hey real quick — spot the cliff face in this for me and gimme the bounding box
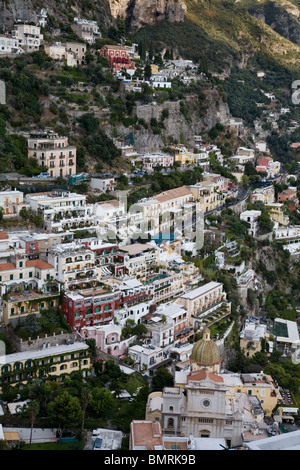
[0,0,112,32]
[248,1,300,46]
[109,0,186,30]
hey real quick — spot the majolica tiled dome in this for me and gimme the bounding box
[191,327,221,366]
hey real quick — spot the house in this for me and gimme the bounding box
[0,35,22,54]
[81,323,133,357]
[71,18,101,44]
[117,243,160,281]
[2,288,60,326]
[26,129,76,178]
[44,42,77,67]
[255,157,281,178]
[239,319,267,358]
[265,203,289,227]
[240,210,261,236]
[277,187,299,212]
[100,45,135,74]
[189,182,224,213]
[128,344,165,371]
[130,421,163,450]
[136,153,174,172]
[0,189,28,218]
[250,185,275,204]
[90,176,116,193]
[11,23,43,52]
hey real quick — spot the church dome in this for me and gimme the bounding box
[190,327,221,366]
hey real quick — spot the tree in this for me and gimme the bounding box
[151,367,174,391]
[144,63,152,81]
[80,387,92,431]
[21,400,40,444]
[47,391,83,439]
[90,387,117,419]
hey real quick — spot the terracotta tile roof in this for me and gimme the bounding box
[0,262,16,271]
[0,232,8,239]
[187,369,223,383]
[130,420,162,449]
[26,260,54,269]
[155,186,192,203]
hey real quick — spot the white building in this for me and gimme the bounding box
[11,24,43,52]
[25,191,94,233]
[90,177,116,193]
[0,189,28,218]
[71,18,101,44]
[128,344,165,371]
[240,210,261,237]
[0,35,22,54]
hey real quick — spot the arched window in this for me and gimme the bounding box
[169,406,174,411]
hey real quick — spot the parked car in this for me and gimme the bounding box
[34,172,51,178]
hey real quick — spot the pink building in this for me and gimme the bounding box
[81,323,133,357]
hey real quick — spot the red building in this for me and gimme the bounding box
[61,287,121,332]
[277,188,299,212]
[100,45,135,73]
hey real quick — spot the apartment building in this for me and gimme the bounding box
[256,157,281,178]
[71,18,101,44]
[62,287,121,331]
[90,177,116,193]
[11,24,43,52]
[176,281,228,328]
[117,243,160,281]
[0,254,56,296]
[145,315,175,349]
[48,244,100,291]
[0,342,90,389]
[25,191,93,233]
[26,130,76,178]
[0,189,28,218]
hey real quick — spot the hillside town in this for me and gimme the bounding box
[0,10,300,454]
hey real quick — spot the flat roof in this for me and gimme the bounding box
[180,281,222,299]
[0,342,89,365]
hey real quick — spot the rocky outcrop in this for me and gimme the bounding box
[0,0,112,32]
[109,0,186,31]
[249,1,300,46]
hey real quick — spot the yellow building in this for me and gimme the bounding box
[0,342,91,389]
[189,182,224,213]
[2,290,60,326]
[265,203,289,226]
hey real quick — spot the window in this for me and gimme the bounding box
[29,272,33,278]
[167,418,174,428]
[10,274,13,280]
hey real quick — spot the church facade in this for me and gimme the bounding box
[158,328,243,447]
